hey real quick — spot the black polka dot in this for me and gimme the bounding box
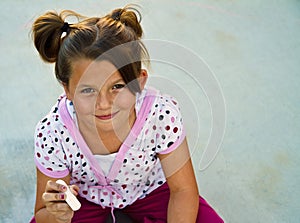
[159,115,164,120]
[53,107,58,113]
[167,141,174,147]
[145,180,150,186]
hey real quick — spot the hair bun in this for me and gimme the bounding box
[32,11,66,63]
[111,6,143,38]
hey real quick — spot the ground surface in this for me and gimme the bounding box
[0,0,299,222]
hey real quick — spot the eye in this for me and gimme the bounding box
[112,84,126,90]
[80,88,96,94]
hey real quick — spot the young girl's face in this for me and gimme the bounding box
[65,59,147,134]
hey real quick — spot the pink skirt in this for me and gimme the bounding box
[30,183,223,223]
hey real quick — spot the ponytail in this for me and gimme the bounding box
[32,10,93,63]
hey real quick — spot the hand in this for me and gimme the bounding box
[42,180,79,223]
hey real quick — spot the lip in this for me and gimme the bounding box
[95,111,119,120]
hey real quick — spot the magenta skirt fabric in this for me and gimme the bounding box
[30,183,223,223]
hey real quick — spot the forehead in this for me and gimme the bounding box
[70,59,122,86]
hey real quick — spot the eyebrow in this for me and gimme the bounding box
[111,78,125,83]
[77,84,97,89]
[77,78,125,88]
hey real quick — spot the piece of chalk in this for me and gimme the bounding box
[56,180,81,211]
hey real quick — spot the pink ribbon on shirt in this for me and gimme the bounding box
[89,184,122,223]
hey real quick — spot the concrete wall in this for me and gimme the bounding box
[0,0,299,222]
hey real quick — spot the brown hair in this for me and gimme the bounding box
[32,5,149,93]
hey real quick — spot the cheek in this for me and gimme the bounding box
[73,97,96,115]
[113,91,136,110]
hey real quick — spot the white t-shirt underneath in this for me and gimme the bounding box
[94,153,117,176]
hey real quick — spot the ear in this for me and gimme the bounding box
[63,83,72,101]
[138,69,148,91]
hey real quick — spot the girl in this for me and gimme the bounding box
[30,5,223,223]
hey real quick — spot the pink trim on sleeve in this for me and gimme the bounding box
[34,156,69,178]
[158,129,186,155]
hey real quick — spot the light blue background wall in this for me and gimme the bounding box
[0,0,299,222]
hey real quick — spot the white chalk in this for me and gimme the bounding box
[56,180,81,211]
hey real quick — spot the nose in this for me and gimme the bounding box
[95,91,111,110]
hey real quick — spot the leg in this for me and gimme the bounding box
[71,196,111,223]
[123,183,223,223]
[30,196,120,223]
[123,183,170,222]
[197,196,224,223]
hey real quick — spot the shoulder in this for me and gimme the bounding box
[140,88,185,154]
[33,95,74,177]
[34,94,67,141]
[150,89,182,121]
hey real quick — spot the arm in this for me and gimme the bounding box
[34,168,78,223]
[158,138,199,223]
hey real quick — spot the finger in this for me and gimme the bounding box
[42,192,66,203]
[69,185,79,196]
[46,180,67,192]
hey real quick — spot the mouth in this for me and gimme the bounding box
[95,111,119,120]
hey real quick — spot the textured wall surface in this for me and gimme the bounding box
[0,0,299,222]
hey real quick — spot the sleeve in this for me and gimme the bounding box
[153,96,186,154]
[34,117,70,178]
